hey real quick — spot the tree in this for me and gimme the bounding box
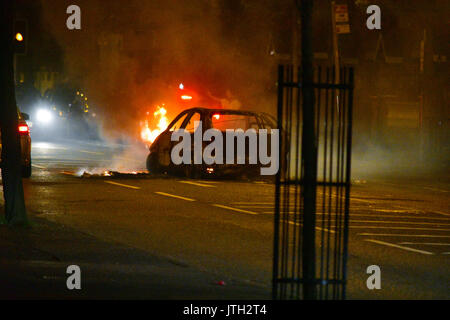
[0,0,28,226]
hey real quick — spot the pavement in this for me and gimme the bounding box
[0,209,269,299]
[0,138,449,299]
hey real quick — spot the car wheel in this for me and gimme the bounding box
[146,152,161,174]
[22,163,32,178]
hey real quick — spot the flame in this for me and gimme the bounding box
[141,106,169,144]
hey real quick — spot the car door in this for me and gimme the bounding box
[156,111,190,167]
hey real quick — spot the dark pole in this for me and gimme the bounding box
[0,0,28,225]
[299,0,317,300]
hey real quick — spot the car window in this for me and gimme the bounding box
[261,114,276,130]
[169,112,189,131]
[211,114,259,131]
[185,112,201,133]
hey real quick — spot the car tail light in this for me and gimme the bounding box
[18,124,29,134]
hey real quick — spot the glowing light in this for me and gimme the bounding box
[36,109,53,124]
[18,125,29,133]
[15,33,23,42]
[179,83,184,90]
[213,114,220,120]
[141,106,169,144]
[181,95,192,100]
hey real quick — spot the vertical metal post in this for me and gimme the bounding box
[272,65,284,299]
[341,69,354,299]
[300,0,317,300]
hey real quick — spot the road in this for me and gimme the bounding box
[4,139,450,299]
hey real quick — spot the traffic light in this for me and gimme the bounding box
[14,19,27,55]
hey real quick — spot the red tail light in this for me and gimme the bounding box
[18,124,29,134]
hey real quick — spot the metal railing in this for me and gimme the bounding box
[273,65,354,300]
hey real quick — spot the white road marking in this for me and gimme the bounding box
[348,220,450,226]
[213,204,258,215]
[350,225,450,231]
[155,191,195,202]
[236,205,275,209]
[432,210,450,217]
[285,220,335,234]
[364,239,434,255]
[32,164,46,169]
[232,202,273,205]
[423,186,449,193]
[179,180,216,188]
[395,205,450,217]
[104,181,141,190]
[373,209,424,214]
[399,242,450,246]
[260,211,450,221]
[358,233,450,238]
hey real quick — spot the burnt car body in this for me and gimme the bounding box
[146,107,278,179]
[0,108,32,178]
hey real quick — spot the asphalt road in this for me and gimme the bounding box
[6,138,450,299]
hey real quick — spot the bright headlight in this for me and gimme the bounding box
[36,109,53,124]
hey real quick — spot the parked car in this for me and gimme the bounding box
[146,107,277,179]
[0,108,32,178]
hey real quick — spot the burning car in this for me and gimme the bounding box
[146,107,278,179]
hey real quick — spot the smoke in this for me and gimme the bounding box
[40,0,287,141]
[39,1,449,177]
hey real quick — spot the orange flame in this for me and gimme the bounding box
[141,106,169,144]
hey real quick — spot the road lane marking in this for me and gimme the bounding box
[260,212,450,221]
[179,180,216,188]
[364,239,434,255]
[432,210,450,217]
[32,164,46,169]
[350,226,450,231]
[155,191,195,202]
[442,252,450,255]
[399,242,450,246]
[104,181,141,190]
[373,209,424,214]
[358,233,450,238]
[423,186,449,193]
[232,202,273,205]
[79,150,104,155]
[349,220,450,226]
[285,220,335,234]
[394,205,450,217]
[236,205,275,209]
[213,204,258,215]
